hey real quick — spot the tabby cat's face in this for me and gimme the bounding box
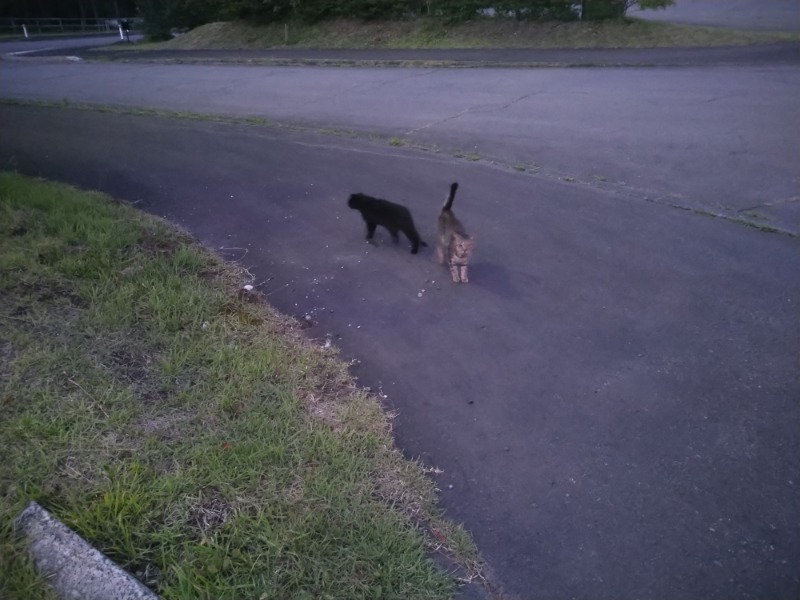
[453,234,474,259]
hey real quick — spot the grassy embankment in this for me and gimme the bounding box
[0,172,478,600]
[144,17,799,50]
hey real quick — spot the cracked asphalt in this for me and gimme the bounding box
[1,13,799,599]
[3,43,799,232]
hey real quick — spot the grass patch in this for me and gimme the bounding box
[453,149,482,161]
[0,173,480,599]
[127,18,800,51]
[728,217,781,234]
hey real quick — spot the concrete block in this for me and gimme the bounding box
[14,501,159,600]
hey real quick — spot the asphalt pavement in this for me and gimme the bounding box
[10,37,800,68]
[632,0,800,32]
[2,51,798,236]
[1,20,799,600]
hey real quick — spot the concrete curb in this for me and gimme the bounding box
[14,501,159,600]
[2,51,83,62]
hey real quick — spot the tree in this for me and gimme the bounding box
[581,0,675,20]
[129,0,677,36]
[136,0,222,39]
[494,1,578,21]
[0,0,137,18]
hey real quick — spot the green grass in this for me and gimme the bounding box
[0,172,481,599]
[124,18,800,51]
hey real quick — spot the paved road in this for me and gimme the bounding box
[0,34,141,56]
[2,101,797,600]
[2,57,798,234]
[20,42,800,67]
[632,0,800,32]
[1,36,799,600]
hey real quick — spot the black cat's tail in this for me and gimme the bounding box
[442,182,459,212]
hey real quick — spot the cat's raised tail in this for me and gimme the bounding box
[442,182,459,212]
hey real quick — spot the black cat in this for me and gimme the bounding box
[347,192,427,254]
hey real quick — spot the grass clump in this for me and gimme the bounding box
[0,172,477,599]
[147,18,800,50]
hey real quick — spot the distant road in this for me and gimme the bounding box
[632,0,800,32]
[0,34,141,56]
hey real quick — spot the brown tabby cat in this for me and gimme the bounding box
[436,182,475,283]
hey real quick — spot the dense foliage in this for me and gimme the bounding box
[0,0,137,19]
[175,0,674,24]
[0,0,674,40]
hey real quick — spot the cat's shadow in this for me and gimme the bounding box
[364,235,421,255]
[463,261,537,299]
